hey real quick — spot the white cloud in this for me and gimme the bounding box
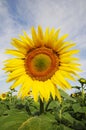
[79,59,86,78]
[16,1,86,29]
[0,51,9,68]
[16,0,86,47]
[0,0,86,92]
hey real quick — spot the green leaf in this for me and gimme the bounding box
[59,90,76,102]
[0,109,29,130]
[62,112,86,129]
[46,100,60,110]
[73,120,86,130]
[78,106,86,113]
[72,86,81,89]
[57,124,74,130]
[62,112,75,124]
[61,103,71,112]
[72,103,81,113]
[19,114,56,130]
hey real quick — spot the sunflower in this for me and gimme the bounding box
[0,93,7,100]
[3,26,81,102]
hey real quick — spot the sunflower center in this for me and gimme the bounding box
[32,54,51,71]
[2,94,6,98]
[25,47,59,81]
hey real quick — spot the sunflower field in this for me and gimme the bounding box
[1,26,86,130]
[0,78,86,130]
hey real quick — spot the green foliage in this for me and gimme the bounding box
[0,78,86,130]
[19,114,56,130]
[0,110,29,130]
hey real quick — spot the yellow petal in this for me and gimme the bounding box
[12,38,29,48]
[60,64,82,72]
[23,31,34,46]
[38,26,43,39]
[60,70,76,81]
[11,75,26,89]
[53,34,69,50]
[54,86,61,102]
[54,29,60,40]
[31,27,37,43]
[4,59,24,69]
[45,80,55,99]
[7,68,26,82]
[59,66,80,78]
[58,34,69,43]
[69,66,82,72]
[39,82,49,101]
[46,28,55,47]
[60,57,79,63]
[11,40,28,54]
[55,71,71,89]
[44,81,51,101]
[5,49,25,58]
[19,34,33,48]
[51,75,66,90]
[18,76,33,98]
[31,81,40,102]
[49,28,55,37]
[59,50,80,58]
[4,58,24,64]
[58,43,76,54]
[32,81,48,102]
[61,63,81,67]
[44,27,49,44]
[3,66,24,73]
[36,81,49,101]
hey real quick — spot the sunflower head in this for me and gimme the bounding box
[78,78,86,84]
[3,26,81,102]
[0,93,7,100]
[25,47,59,81]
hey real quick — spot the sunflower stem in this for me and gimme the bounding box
[40,99,44,114]
[45,99,51,111]
[81,83,85,105]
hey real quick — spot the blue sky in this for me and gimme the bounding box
[0,0,86,93]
